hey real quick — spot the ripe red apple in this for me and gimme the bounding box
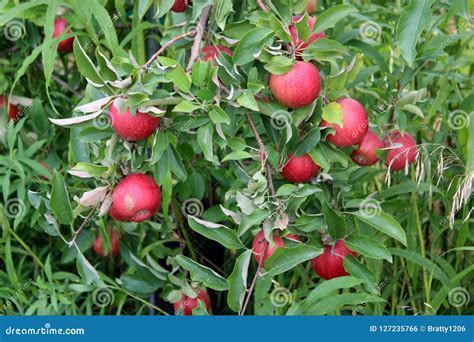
[174,288,211,315]
[305,0,318,13]
[93,229,120,257]
[311,240,358,280]
[269,61,321,108]
[53,18,74,53]
[320,98,369,147]
[384,131,418,171]
[109,102,161,141]
[171,0,192,12]
[289,15,326,55]
[0,95,20,121]
[109,173,161,222]
[282,153,320,182]
[202,45,233,62]
[252,229,300,264]
[351,130,383,166]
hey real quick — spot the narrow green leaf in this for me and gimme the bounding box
[227,250,252,312]
[50,172,73,225]
[176,255,228,291]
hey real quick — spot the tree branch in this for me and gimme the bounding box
[68,208,96,247]
[239,239,268,315]
[185,6,212,71]
[141,30,196,73]
[257,0,269,12]
[246,112,267,172]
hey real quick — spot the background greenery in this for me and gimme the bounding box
[0,0,472,315]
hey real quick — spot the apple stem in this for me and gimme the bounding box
[185,6,212,72]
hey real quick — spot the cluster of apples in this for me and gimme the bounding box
[267,16,418,183]
[252,229,357,280]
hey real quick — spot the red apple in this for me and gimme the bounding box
[109,102,161,141]
[252,229,300,264]
[269,61,321,108]
[171,0,192,12]
[174,288,211,315]
[202,45,233,62]
[320,98,369,147]
[0,95,20,121]
[282,153,320,182]
[109,173,161,222]
[289,15,326,55]
[305,0,318,13]
[93,229,120,257]
[384,131,418,171]
[311,240,358,280]
[351,130,383,166]
[53,18,74,53]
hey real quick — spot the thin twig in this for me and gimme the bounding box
[239,113,278,315]
[239,240,268,315]
[141,30,196,73]
[68,208,96,247]
[257,0,269,12]
[185,6,212,71]
[246,113,267,172]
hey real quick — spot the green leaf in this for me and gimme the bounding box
[176,255,228,291]
[227,250,252,312]
[215,0,233,30]
[222,150,254,162]
[303,293,385,315]
[353,210,407,246]
[321,202,346,240]
[76,251,104,286]
[209,105,230,125]
[237,90,259,111]
[264,56,295,75]
[197,123,214,162]
[50,172,73,225]
[396,0,434,66]
[265,244,323,276]
[173,101,200,113]
[188,216,245,249]
[233,27,273,65]
[345,235,393,262]
[41,0,58,85]
[159,57,191,93]
[313,4,358,33]
[295,276,367,314]
[73,39,103,85]
[322,102,344,127]
[138,0,154,20]
[291,128,321,157]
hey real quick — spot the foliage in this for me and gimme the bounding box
[0,0,473,316]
